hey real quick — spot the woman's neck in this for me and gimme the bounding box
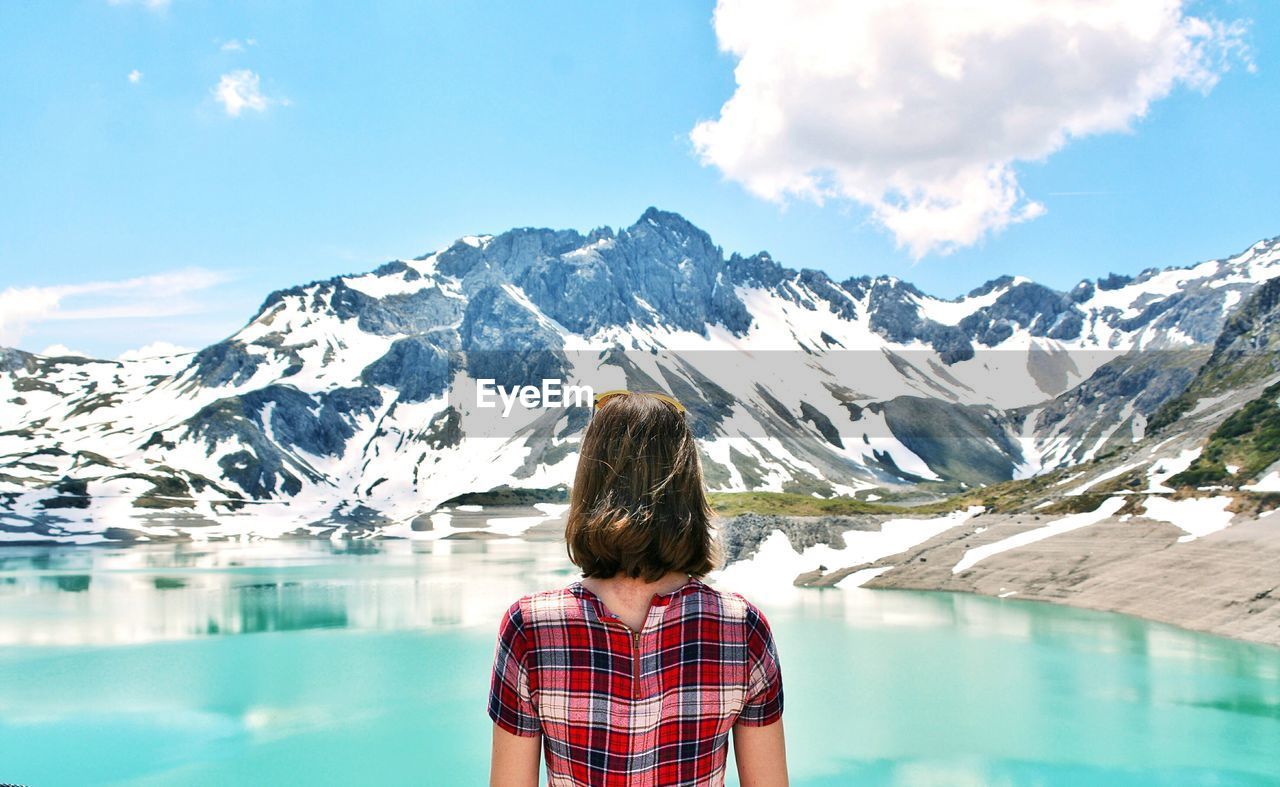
[582,570,690,596]
[580,571,692,631]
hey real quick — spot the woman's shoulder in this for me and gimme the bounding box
[695,584,778,657]
[502,583,587,626]
[690,578,769,624]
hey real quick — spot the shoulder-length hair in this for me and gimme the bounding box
[565,392,717,581]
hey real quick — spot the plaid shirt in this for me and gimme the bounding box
[488,576,784,786]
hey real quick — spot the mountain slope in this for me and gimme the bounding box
[2,210,1278,543]
[721,277,1280,645]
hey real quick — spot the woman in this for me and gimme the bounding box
[488,390,788,786]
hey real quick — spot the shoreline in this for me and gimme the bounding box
[794,510,1280,649]
[5,505,1276,649]
[874,583,1280,654]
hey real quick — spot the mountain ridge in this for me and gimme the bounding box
[3,208,1280,544]
[11,207,1278,362]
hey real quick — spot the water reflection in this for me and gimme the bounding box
[1,536,1278,784]
[2,536,1277,680]
[0,539,577,645]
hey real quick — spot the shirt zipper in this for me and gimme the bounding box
[631,629,640,700]
[628,627,644,787]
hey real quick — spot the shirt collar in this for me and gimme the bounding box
[571,575,703,620]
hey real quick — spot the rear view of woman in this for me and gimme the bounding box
[488,390,789,786]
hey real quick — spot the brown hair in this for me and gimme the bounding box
[565,392,717,581]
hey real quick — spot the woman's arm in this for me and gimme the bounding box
[733,718,788,787]
[490,723,541,787]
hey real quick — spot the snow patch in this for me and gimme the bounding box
[1243,471,1280,492]
[952,496,1126,574]
[1066,462,1142,496]
[1146,448,1201,493]
[1142,495,1235,542]
[711,506,982,603]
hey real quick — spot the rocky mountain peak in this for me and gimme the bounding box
[7,211,1280,543]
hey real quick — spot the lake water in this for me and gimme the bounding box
[0,537,1278,786]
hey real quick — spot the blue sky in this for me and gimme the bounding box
[1,0,1276,358]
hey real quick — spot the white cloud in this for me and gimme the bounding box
[128,69,143,84]
[0,269,228,349]
[117,341,195,361]
[39,344,89,358]
[213,69,277,117]
[691,0,1252,257]
[220,38,256,53]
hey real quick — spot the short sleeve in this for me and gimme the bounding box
[737,603,783,726]
[488,599,541,736]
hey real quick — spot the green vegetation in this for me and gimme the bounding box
[707,467,1168,520]
[708,466,1080,518]
[912,465,1078,515]
[1146,395,1195,436]
[708,491,911,517]
[1169,381,1280,488]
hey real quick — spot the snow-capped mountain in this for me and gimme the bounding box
[3,208,1279,543]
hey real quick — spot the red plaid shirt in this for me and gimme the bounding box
[488,576,784,786]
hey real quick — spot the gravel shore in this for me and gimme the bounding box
[797,510,1280,648]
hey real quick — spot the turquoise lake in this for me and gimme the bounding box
[0,537,1277,786]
